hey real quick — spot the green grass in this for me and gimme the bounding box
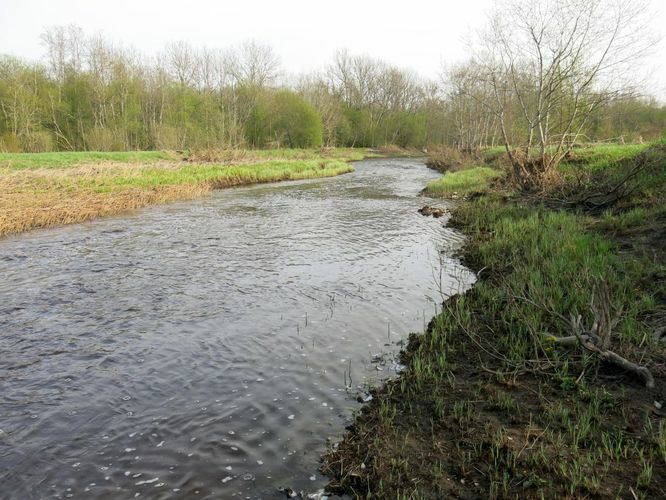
[424,166,502,196]
[566,143,650,171]
[0,150,174,169]
[0,147,379,171]
[452,199,657,350]
[76,160,353,192]
[483,146,507,162]
[249,147,375,162]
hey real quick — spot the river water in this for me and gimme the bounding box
[0,158,473,499]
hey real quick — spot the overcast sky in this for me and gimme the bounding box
[1,0,665,98]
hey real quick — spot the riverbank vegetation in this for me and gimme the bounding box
[0,148,370,237]
[323,139,666,499]
[423,166,501,197]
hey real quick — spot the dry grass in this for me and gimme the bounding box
[0,175,211,236]
[426,146,485,172]
[0,149,366,237]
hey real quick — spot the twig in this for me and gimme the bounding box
[521,277,656,390]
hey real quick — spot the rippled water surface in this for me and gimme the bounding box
[0,158,473,499]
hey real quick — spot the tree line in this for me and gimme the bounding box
[0,16,663,154]
[0,27,445,152]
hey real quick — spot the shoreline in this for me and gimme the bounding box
[0,148,389,239]
[321,143,666,498]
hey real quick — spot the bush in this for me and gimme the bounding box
[86,127,125,151]
[153,125,184,150]
[0,133,21,153]
[245,90,324,148]
[19,131,54,153]
[425,146,483,172]
[271,90,323,148]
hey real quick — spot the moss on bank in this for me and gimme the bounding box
[322,143,666,498]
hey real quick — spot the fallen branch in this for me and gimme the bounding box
[530,277,656,389]
[544,330,655,389]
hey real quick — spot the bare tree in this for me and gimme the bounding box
[164,40,198,86]
[328,50,382,108]
[225,40,279,88]
[40,24,84,90]
[443,61,499,151]
[475,0,655,187]
[0,56,45,139]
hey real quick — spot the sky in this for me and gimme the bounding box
[1,0,665,98]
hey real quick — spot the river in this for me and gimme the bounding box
[0,158,474,499]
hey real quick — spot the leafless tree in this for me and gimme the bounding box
[328,50,428,144]
[442,61,500,151]
[327,50,383,108]
[0,56,45,140]
[474,0,656,187]
[164,40,198,86]
[225,40,280,88]
[40,24,84,90]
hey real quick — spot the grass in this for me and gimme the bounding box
[423,166,502,196]
[246,147,376,162]
[0,150,174,169]
[323,142,666,498]
[0,148,377,237]
[564,143,650,172]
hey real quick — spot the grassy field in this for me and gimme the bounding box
[323,143,666,498]
[0,150,174,170]
[0,148,374,237]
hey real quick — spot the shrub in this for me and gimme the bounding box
[19,131,54,153]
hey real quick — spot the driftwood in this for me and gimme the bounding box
[540,278,656,389]
[418,205,447,218]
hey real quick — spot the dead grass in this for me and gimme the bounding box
[0,182,211,236]
[0,149,366,237]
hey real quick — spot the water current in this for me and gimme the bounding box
[0,158,474,499]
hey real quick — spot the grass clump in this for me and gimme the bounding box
[424,166,502,197]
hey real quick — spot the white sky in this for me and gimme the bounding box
[1,0,665,98]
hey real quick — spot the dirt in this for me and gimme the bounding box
[321,302,666,498]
